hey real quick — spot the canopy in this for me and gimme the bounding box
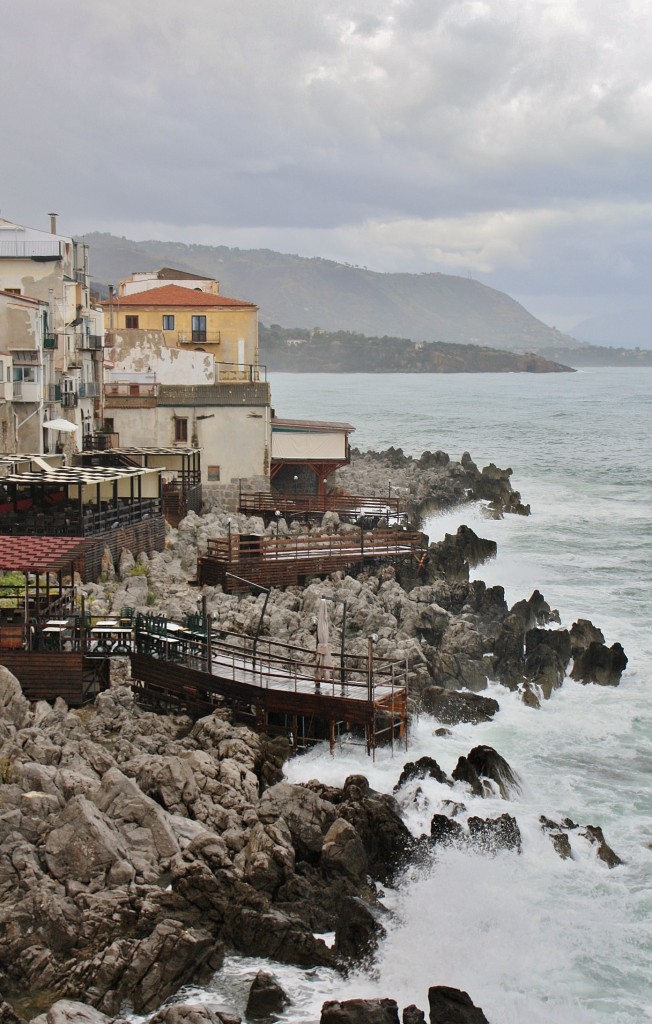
[43,419,78,433]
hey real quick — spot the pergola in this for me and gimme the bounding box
[0,465,162,536]
[0,534,90,623]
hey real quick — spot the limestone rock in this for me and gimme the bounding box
[571,642,628,686]
[419,689,499,725]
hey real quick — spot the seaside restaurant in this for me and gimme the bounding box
[0,464,162,537]
[78,445,202,523]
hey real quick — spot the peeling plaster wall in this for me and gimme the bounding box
[106,331,214,384]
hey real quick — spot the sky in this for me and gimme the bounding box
[2,0,652,336]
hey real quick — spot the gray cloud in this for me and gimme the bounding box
[3,0,652,333]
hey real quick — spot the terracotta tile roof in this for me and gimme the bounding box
[106,284,256,309]
[0,535,91,572]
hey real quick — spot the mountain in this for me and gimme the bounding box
[571,309,652,349]
[84,232,581,353]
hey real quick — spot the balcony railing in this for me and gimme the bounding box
[78,382,100,399]
[61,392,78,408]
[215,361,266,382]
[80,335,103,351]
[177,331,221,345]
[45,384,61,403]
[43,334,58,351]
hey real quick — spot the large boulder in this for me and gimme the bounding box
[428,986,489,1024]
[321,818,368,882]
[570,642,628,686]
[419,689,499,726]
[321,1000,399,1024]
[245,970,290,1018]
[467,814,522,853]
[257,783,337,861]
[334,897,387,961]
[394,757,449,790]
[452,746,520,800]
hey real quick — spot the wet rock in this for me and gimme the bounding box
[467,813,522,853]
[430,815,465,848]
[491,614,525,690]
[582,825,623,868]
[523,644,566,700]
[420,688,499,726]
[321,818,368,882]
[571,642,628,686]
[550,832,573,860]
[569,618,605,656]
[394,757,449,790]
[521,682,541,708]
[321,1000,399,1024]
[452,746,520,799]
[149,1006,237,1024]
[245,970,290,1018]
[337,776,416,885]
[402,1007,426,1024]
[334,897,387,961]
[427,986,490,1024]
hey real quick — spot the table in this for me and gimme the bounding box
[90,622,133,654]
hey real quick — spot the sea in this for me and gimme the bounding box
[161,368,652,1024]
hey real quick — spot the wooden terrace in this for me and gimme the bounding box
[197,528,428,590]
[1,608,409,754]
[238,490,409,526]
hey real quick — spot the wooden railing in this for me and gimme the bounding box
[198,528,427,589]
[238,491,408,522]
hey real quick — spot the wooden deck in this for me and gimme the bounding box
[238,490,408,525]
[1,614,409,755]
[197,528,428,590]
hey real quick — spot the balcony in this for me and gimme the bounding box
[12,381,41,403]
[43,334,58,351]
[78,382,100,399]
[80,335,103,351]
[177,331,221,346]
[45,384,61,404]
[61,392,78,408]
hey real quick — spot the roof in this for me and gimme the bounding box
[271,418,356,433]
[0,535,91,572]
[0,291,48,307]
[2,465,159,486]
[106,284,256,309]
[156,268,213,281]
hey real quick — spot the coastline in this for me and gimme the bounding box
[0,449,629,1024]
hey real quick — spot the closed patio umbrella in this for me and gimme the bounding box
[315,598,334,690]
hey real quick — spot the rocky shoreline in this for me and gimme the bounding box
[0,450,627,1024]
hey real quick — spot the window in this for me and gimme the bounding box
[174,417,188,443]
[191,315,206,342]
[162,315,175,331]
[13,366,37,383]
[125,315,139,328]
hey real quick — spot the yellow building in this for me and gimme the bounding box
[104,283,258,375]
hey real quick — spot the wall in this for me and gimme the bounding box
[110,306,258,368]
[106,330,214,384]
[272,429,348,460]
[104,403,270,486]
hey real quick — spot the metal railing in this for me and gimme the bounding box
[177,331,221,345]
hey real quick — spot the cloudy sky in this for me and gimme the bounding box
[3,0,652,335]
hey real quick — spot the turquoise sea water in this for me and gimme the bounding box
[169,368,652,1023]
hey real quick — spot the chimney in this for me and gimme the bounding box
[48,212,58,235]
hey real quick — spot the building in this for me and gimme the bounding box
[102,332,271,505]
[105,279,258,374]
[0,216,104,453]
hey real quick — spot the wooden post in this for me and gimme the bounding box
[367,635,374,702]
[206,614,212,674]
